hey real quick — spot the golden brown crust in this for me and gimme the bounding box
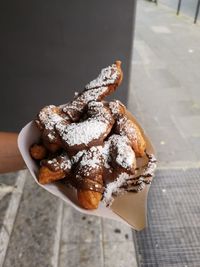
[133,125,146,157]
[109,102,146,157]
[114,60,123,87]
[38,166,66,184]
[30,144,47,160]
[122,118,146,157]
[77,190,102,209]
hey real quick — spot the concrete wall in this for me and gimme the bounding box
[0,0,136,131]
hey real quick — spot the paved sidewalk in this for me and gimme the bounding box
[159,0,200,21]
[1,1,200,266]
[0,171,137,267]
[129,0,200,165]
[130,1,200,266]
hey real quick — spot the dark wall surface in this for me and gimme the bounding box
[0,0,136,131]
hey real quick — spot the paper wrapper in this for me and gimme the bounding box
[18,111,156,230]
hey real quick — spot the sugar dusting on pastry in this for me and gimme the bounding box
[56,101,114,148]
[43,152,72,172]
[109,100,125,117]
[62,86,108,113]
[38,106,63,131]
[62,62,121,122]
[37,105,66,142]
[33,61,157,210]
[117,117,137,140]
[78,146,103,169]
[108,135,136,170]
[85,64,119,90]
[103,172,130,206]
[56,119,107,146]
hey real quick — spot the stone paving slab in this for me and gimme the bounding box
[0,172,17,232]
[61,204,102,244]
[59,204,137,267]
[3,172,59,267]
[129,0,200,164]
[131,1,200,266]
[59,241,103,267]
[102,218,133,242]
[0,174,138,267]
[103,241,137,267]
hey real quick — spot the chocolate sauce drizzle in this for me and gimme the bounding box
[70,178,104,193]
[103,151,157,206]
[120,152,157,192]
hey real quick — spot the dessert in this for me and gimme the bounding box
[30,61,157,209]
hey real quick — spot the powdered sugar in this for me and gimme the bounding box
[56,119,107,146]
[38,105,64,131]
[59,153,72,171]
[46,158,60,171]
[79,146,103,169]
[82,87,108,102]
[109,135,136,170]
[62,87,108,114]
[117,117,137,140]
[58,102,113,147]
[103,172,131,206]
[45,153,71,172]
[102,142,111,169]
[62,63,120,121]
[85,64,119,90]
[47,132,56,141]
[109,100,124,116]
[38,105,65,142]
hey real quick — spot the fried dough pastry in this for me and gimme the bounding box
[30,143,47,160]
[56,101,114,156]
[106,134,136,174]
[115,116,146,157]
[77,190,102,210]
[109,100,146,157]
[30,61,156,210]
[72,146,104,209]
[35,105,70,153]
[38,166,66,184]
[62,61,123,121]
[38,152,71,184]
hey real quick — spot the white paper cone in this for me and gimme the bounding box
[18,112,156,230]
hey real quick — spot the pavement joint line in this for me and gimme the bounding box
[100,219,105,267]
[0,170,27,267]
[157,161,200,170]
[101,219,138,267]
[51,200,63,267]
[170,114,188,141]
[0,185,14,201]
